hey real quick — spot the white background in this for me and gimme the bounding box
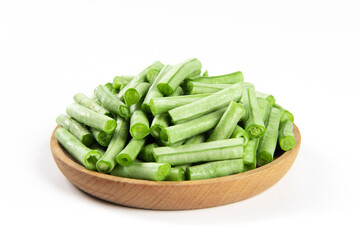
[1,0,359,239]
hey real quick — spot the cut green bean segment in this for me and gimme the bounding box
[118,61,164,100]
[116,138,146,166]
[257,107,282,166]
[56,114,93,146]
[186,82,232,94]
[231,125,249,146]
[169,83,244,124]
[278,120,295,151]
[186,159,244,180]
[130,102,150,139]
[104,82,114,92]
[89,142,106,156]
[274,104,294,123]
[160,108,226,145]
[241,86,266,138]
[184,134,206,145]
[138,143,158,162]
[165,167,185,181]
[146,68,160,84]
[94,85,130,118]
[96,117,129,173]
[207,101,246,142]
[113,75,134,90]
[188,71,244,84]
[124,82,151,106]
[176,164,191,171]
[153,138,244,166]
[243,138,259,170]
[66,103,117,134]
[141,65,173,113]
[170,86,184,96]
[55,127,101,170]
[157,58,202,96]
[73,93,111,117]
[257,97,272,126]
[150,114,171,139]
[111,162,171,181]
[256,91,276,108]
[90,128,112,147]
[202,70,208,77]
[149,93,210,116]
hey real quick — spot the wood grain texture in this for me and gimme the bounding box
[50,124,301,210]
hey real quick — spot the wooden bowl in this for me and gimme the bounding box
[50,124,301,210]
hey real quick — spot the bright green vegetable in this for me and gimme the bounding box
[66,103,117,134]
[111,162,171,181]
[141,65,173,113]
[170,86,184,96]
[90,128,112,147]
[176,164,191,171]
[186,159,244,180]
[202,70,209,77]
[257,97,272,126]
[160,108,226,145]
[257,107,282,166]
[130,102,150,139]
[104,82,114,92]
[243,138,259,170]
[207,101,246,142]
[186,82,232,94]
[150,114,171,139]
[124,82,151,106]
[278,120,295,151]
[146,69,160,84]
[256,91,276,108]
[153,138,244,166]
[274,104,294,123]
[73,93,111,117]
[187,71,244,84]
[55,127,101,170]
[165,167,185,181]
[56,114,93,146]
[231,125,249,146]
[113,75,134,90]
[116,138,146,166]
[169,83,244,124]
[157,58,202,96]
[89,142,106,156]
[149,93,211,116]
[117,61,164,100]
[242,85,266,138]
[184,134,206,145]
[138,143,158,162]
[94,85,130,118]
[96,117,128,173]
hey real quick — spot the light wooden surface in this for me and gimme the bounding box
[50,124,301,210]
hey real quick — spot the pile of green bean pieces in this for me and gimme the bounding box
[55,58,295,181]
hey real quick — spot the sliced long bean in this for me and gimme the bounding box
[243,138,259,170]
[146,68,160,84]
[278,120,295,151]
[169,83,244,124]
[242,86,266,138]
[94,85,130,118]
[257,97,271,126]
[90,128,112,147]
[187,71,244,84]
[66,103,117,134]
[186,82,232,94]
[153,138,244,166]
[117,61,164,100]
[256,91,276,108]
[157,58,202,96]
[186,159,244,180]
[274,104,294,123]
[165,167,185,181]
[207,101,246,142]
[113,75,134,90]
[130,102,150,139]
[184,134,206,145]
[73,92,111,117]
[138,143,158,162]
[150,114,171,139]
[257,107,282,166]
[116,138,145,166]
[149,93,211,116]
[231,125,249,146]
[124,82,151,106]
[111,162,171,181]
[202,70,209,77]
[141,65,172,113]
[55,127,101,170]
[56,114,93,146]
[89,142,106,156]
[160,108,226,145]
[96,117,128,173]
